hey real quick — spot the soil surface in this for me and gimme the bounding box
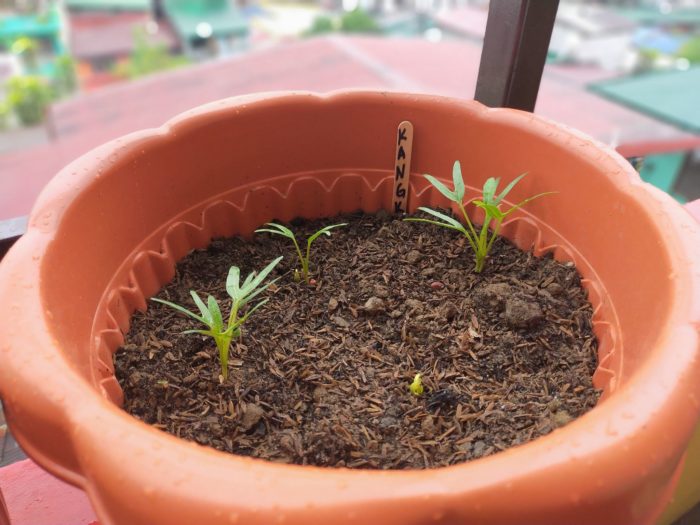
[115,211,600,469]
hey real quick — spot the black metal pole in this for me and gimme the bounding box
[475,0,560,112]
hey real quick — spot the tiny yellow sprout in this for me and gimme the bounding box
[409,373,424,396]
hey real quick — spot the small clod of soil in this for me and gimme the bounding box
[115,211,600,469]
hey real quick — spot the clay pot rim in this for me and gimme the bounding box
[2,90,700,502]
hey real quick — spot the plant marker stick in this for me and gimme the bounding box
[393,121,413,214]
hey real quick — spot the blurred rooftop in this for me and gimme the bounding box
[1,34,699,219]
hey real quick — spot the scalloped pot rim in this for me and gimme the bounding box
[0,90,698,525]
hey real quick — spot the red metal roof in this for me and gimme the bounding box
[1,36,697,219]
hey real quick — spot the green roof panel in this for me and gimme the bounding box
[164,0,248,39]
[0,8,61,40]
[589,67,700,134]
[615,7,700,26]
[65,0,150,11]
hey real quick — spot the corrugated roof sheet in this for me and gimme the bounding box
[589,67,700,134]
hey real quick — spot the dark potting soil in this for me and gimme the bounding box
[115,211,600,469]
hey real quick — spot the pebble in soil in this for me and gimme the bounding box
[115,210,600,469]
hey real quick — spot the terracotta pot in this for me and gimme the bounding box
[0,91,699,525]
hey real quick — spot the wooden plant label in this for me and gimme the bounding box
[393,121,413,214]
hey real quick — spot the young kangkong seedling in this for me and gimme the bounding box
[152,256,282,380]
[409,373,424,396]
[255,222,347,283]
[406,161,552,273]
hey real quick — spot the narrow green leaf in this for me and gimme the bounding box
[238,267,260,298]
[473,201,504,220]
[502,191,556,218]
[307,223,347,246]
[261,222,295,236]
[404,217,464,232]
[482,177,499,204]
[207,295,224,332]
[190,291,212,324]
[242,276,280,306]
[495,173,527,205]
[248,256,283,291]
[415,207,465,230]
[226,266,240,299]
[452,161,465,202]
[255,222,296,240]
[151,297,207,325]
[238,256,283,304]
[241,271,256,290]
[182,329,213,336]
[424,174,457,202]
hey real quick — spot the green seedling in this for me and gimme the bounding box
[255,222,347,283]
[406,161,552,273]
[409,373,424,396]
[152,256,282,380]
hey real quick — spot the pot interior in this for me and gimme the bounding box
[39,93,670,409]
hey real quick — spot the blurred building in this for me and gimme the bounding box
[66,0,178,89]
[550,3,636,70]
[157,0,250,59]
[2,34,699,218]
[325,0,471,15]
[433,2,638,71]
[65,0,250,89]
[0,3,64,73]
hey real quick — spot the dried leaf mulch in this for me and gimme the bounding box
[115,211,600,469]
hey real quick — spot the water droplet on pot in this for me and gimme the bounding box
[228,511,239,523]
[606,420,619,437]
